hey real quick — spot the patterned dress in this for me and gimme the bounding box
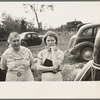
[1,46,34,81]
[37,48,64,81]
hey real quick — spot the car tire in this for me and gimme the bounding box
[80,47,93,61]
[21,41,28,47]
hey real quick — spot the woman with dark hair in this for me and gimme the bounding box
[37,31,64,81]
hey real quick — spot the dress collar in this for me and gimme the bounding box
[10,46,25,56]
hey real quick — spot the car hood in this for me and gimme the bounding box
[19,34,25,40]
[68,34,77,50]
[38,35,45,38]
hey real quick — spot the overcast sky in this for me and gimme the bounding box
[0,2,100,29]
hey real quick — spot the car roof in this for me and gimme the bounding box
[21,31,37,35]
[19,32,37,39]
[77,22,100,35]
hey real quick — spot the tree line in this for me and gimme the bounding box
[0,4,55,38]
[0,12,40,38]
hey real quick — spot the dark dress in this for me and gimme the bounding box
[0,68,6,81]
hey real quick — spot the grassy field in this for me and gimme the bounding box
[0,31,86,81]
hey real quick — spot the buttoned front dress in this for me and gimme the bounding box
[37,48,64,81]
[1,46,34,81]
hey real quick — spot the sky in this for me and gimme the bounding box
[0,1,100,29]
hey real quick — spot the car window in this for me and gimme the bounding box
[31,33,38,38]
[96,26,100,33]
[97,26,100,31]
[25,34,32,38]
[94,26,100,36]
[94,27,97,36]
[82,28,93,36]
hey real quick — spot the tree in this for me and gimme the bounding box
[0,27,6,38]
[23,4,54,30]
[1,12,21,37]
[20,19,27,32]
[26,21,34,31]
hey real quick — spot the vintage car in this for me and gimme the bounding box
[68,23,100,61]
[74,29,100,81]
[19,32,42,47]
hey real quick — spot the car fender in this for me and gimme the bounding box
[21,40,28,47]
[68,35,77,49]
[69,41,94,55]
[74,60,93,81]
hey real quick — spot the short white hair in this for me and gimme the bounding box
[7,32,20,43]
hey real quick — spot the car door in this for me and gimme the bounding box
[31,33,39,45]
[25,33,33,46]
[76,26,100,45]
[78,28,94,43]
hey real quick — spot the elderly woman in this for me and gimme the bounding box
[37,31,64,81]
[1,32,35,81]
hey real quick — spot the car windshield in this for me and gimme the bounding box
[25,34,31,38]
[94,26,100,36]
[31,34,38,37]
[82,28,93,36]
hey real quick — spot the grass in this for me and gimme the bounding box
[0,31,86,81]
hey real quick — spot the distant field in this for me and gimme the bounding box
[0,31,86,81]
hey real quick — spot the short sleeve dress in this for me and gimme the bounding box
[1,46,34,81]
[37,48,64,81]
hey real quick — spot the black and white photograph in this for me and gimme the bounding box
[0,1,100,98]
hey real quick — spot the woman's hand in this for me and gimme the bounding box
[51,46,60,70]
[52,67,59,73]
[50,46,57,52]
